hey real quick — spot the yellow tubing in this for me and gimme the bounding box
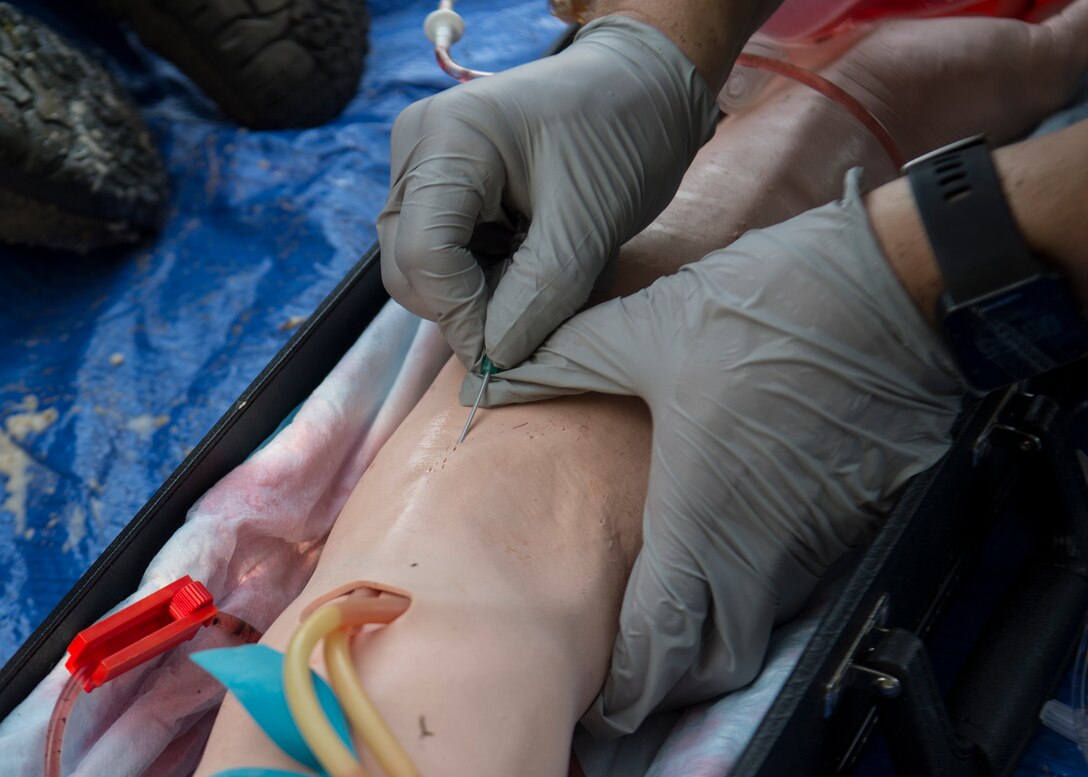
[284,605,369,777]
[325,628,419,777]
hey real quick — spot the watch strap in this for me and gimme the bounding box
[904,135,1044,304]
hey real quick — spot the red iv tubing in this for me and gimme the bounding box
[733,51,906,169]
[433,44,907,170]
[43,579,262,777]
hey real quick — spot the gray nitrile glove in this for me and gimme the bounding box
[378,15,718,371]
[461,173,965,734]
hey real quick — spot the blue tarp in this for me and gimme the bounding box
[0,0,564,662]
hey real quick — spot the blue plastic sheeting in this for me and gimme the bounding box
[0,0,565,664]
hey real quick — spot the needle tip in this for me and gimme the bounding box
[457,370,492,445]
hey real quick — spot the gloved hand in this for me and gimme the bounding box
[378,15,718,372]
[462,173,965,734]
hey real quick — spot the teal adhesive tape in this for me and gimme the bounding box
[191,644,355,773]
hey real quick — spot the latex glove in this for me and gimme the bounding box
[462,172,965,733]
[379,15,718,371]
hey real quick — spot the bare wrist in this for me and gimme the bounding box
[994,122,1088,302]
[867,121,1088,328]
[586,1,758,91]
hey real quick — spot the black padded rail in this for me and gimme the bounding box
[730,390,1015,776]
[0,243,388,720]
[945,390,1088,776]
[732,366,1088,776]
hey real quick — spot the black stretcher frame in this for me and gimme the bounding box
[733,368,1088,776]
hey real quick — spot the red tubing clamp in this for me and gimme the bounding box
[65,576,219,692]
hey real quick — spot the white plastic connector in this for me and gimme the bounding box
[1040,699,1088,749]
[718,35,788,116]
[424,7,465,49]
[1040,699,1078,743]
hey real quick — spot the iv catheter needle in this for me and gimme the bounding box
[458,370,491,444]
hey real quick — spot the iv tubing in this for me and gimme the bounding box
[43,666,89,777]
[427,2,488,83]
[734,52,905,169]
[284,591,413,777]
[435,45,492,83]
[214,611,265,644]
[431,37,906,170]
[44,613,262,777]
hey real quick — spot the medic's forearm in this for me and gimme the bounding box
[866,120,1088,327]
[587,0,783,90]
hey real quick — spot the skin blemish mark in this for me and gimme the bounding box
[410,562,418,567]
[419,715,434,739]
[504,544,531,561]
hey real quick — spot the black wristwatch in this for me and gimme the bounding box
[904,135,1088,392]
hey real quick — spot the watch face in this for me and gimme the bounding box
[941,275,1088,391]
